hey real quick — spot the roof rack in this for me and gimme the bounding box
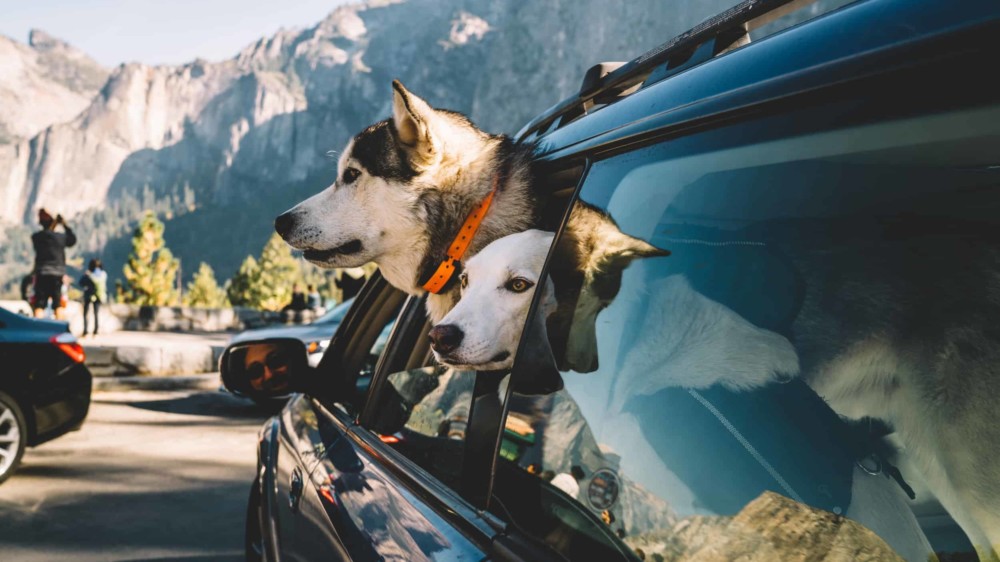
[516,0,820,141]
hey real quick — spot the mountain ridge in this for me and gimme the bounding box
[0,0,748,290]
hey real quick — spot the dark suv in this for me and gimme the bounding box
[222,0,1000,560]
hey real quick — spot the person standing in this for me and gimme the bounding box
[282,283,309,323]
[31,209,76,319]
[79,259,108,336]
[306,284,322,310]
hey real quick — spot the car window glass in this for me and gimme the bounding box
[314,297,354,324]
[362,315,476,491]
[494,104,1000,562]
[316,279,406,418]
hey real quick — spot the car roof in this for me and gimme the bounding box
[523,0,1000,161]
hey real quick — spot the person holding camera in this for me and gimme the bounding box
[31,208,77,319]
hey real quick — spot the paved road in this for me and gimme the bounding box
[0,389,272,562]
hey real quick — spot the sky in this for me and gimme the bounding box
[0,0,353,67]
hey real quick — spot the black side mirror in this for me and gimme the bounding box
[220,338,311,400]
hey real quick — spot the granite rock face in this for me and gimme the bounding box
[0,0,741,237]
[0,30,107,145]
[627,491,906,562]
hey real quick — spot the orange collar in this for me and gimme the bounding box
[422,174,499,294]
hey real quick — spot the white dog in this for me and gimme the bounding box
[429,229,556,372]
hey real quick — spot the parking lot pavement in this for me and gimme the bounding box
[0,389,272,562]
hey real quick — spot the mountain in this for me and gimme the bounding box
[0,30,108,145]
[0,0,760,288]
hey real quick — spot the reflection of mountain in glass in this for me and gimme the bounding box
[629,491,903,562]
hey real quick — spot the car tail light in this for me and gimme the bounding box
[51,333,86,363]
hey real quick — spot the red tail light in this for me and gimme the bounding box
[50,333,86,363]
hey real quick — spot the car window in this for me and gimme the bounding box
[355,172,581,502]
[313,297,355,325]
[361,301,476,492]
[314,275,405,418]
[494,102,1000,561]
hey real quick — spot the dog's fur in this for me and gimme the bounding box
[275,81,539,323]
[430,209,669,374]
[431,229,556,371]
[439,221,1000,560]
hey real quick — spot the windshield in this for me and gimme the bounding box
[313,297,355,325]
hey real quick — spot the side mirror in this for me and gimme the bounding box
[220,338,311,400]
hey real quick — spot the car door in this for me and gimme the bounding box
[270,274,501,561]
[490,21,1000,562]
[266,275,405,561]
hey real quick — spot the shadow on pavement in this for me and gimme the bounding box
[95,391,281,419]
[118,554,244,562]
[0,465,252,556]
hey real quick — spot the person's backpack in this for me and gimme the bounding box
[85,269,108,303]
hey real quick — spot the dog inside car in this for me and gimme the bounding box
[432,207,1000,560]
[429,208,669,375]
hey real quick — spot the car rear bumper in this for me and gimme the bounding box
[30,363,92,447]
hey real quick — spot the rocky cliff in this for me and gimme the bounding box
[0,30,108,146]
[0,0,787,283]
[629,491,905,562]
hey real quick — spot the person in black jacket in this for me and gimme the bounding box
[31,208,76,319]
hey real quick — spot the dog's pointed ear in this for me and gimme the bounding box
[593,222,670,274]
[392,80,438,166]
[511,292,564,395]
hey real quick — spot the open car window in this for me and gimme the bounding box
[358,295,477,493]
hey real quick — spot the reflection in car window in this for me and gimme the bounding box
[366,360,476,491]
[497,104,1000,561]
[314,297,355,325]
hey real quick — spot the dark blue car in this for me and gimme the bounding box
[0,307,92,484]
[221,0,1000,559]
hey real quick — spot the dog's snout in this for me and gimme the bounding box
[428,324,464,354]
[274,211,297,238]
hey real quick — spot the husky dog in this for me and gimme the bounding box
[429,207,669,374]
[274,80,539,323]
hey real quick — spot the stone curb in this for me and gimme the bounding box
[92,373,222,393]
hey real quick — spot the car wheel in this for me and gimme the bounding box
[245,478,265,562]
[0,391,27,485]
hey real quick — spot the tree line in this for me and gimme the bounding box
[121,210,366,309]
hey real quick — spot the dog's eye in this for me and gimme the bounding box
[505,277,534,293]
[460,273,468,290]
[342,167,361,184]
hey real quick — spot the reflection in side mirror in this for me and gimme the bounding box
[220,338,310,400]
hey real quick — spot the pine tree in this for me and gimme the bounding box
[227,255,262,307]
[184,262,230,308]
[122,210,180,306]
[255,232,304,311]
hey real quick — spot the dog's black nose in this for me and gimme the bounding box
[428,324,463,355]
[274,212,296,238]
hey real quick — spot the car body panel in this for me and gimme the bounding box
[0,307,92,447]
[530,0,1000,161]
[259,393,489,561]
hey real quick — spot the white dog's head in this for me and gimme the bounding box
[429,230,556,371]
[273,80,493,291]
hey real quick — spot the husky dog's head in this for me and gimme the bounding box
[429,230,556,372]
[548,204,671,373]
[274,81,497,293]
